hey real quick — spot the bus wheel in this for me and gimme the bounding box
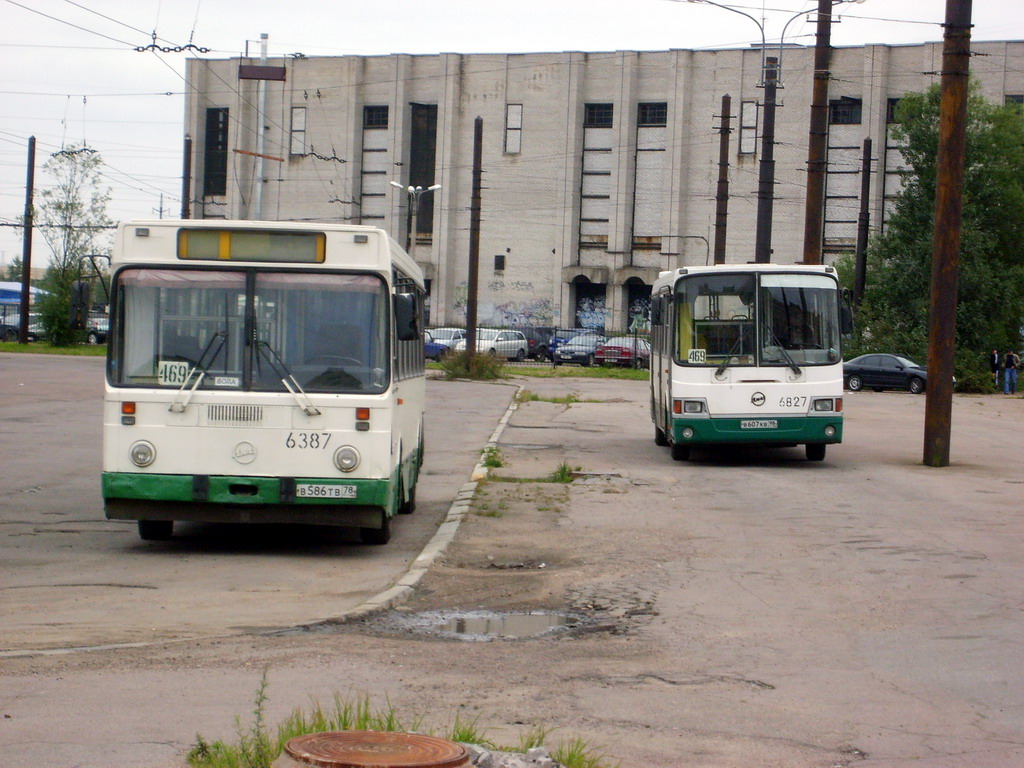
[398,480,416,515]
[138,520,173,540]
[360,514,392,545]
[654,425,669,447]
[670,443,690,461]
[806,443,826,461]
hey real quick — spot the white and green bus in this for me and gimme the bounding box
[650,264,848,462]
[102,220,425,544]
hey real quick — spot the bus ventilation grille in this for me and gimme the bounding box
[207,405,264,425]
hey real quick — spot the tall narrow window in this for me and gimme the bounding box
[409,104,438,237]
[290,106,306,155]
[203,107,229,197]
[580,103,614,249]
[359,106,390,223]
[886,97,902,124]
[739,101,758,155]
[505,104,523,154]
[634,102,668,251]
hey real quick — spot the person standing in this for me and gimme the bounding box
[1003,349,1019,395]
[990,348,1002,388]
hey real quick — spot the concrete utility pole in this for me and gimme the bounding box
[923,0,973,468]
[853,137,872,306]
[714,94,731,264]
[754,57,779,263]
[18,136,35,344]
[181,135,192,219]
[252,33,268,220]
[465,117,483,356]
[801,0,835,265]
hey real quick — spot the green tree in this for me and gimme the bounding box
[4,255,22,282]
[34,144,113,345]
[855,84,1024,388]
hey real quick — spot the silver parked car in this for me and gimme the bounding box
[453,329,529,361]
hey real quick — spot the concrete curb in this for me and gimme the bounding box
[343,381,524,619]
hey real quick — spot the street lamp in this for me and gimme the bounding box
[389,181,441,262]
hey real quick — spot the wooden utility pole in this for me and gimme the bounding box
[18,136,35,344]
[465,116,483,356]
[713,94,731,264]
[853,138,872,306]
[802,0,834,265]
[754,57,779,263]
[923,0,972,467]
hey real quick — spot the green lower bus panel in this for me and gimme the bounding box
[672,416,842,445]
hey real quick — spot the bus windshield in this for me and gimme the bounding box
[674,272,840,368]
[110,268,390,394]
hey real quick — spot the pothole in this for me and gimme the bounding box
[379,610,585,641]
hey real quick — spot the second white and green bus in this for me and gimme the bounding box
[102,220,425,544]
[650,264,848,462]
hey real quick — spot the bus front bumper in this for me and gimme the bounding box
[671,415,843,445]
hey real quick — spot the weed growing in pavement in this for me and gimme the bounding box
[187,684,617,768]
[481,445,503,468]
[548,461,582,483]
[520,390,604,405]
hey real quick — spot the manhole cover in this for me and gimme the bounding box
[280,731,469,767]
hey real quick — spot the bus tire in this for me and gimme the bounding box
[138,520,173,540]
[398,479,416,515]
[654,424,669,447]
[670,443,690,461]
[360,514,392,545]
[806,443,826,461]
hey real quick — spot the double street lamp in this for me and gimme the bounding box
[389,182,441,262]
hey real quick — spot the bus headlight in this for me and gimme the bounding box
[813,398,836,412]
[824,425,837,438]
[129,440,156,467]
[683,400,705,414]
[333,446,360,472]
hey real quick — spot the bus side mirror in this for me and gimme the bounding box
[70,280,90,331]
[840,302,854,336]
[394,293,419,341]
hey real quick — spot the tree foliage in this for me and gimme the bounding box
[853,84,1024,384]
[34,144,113,345]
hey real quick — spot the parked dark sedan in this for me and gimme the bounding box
[553,333,606,367]
[843,354,928,394]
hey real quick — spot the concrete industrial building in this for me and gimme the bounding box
[183,40,1023,330]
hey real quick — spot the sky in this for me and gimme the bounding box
[2,0,1023,270]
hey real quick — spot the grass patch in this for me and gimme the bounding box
[512,365,648,381]
[0,341,106,356]
[439,350,507,380]
[187,682,617,768]
[520,390,606,405]
[548,461,581,483]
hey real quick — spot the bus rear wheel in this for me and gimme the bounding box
[138,520,173,540]
[806,443,826,461]
[654,425,669,447]
[360,514,392,545]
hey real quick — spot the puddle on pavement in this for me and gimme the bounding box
[385,610,584,641]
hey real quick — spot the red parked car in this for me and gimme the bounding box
[595,336,651,368]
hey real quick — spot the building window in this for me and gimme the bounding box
[637,102,667,127]
[584,103,614,128]
[505,104,523,154]
[363,105,389,129]
[290,106,306,155]
[739,100,758,155]
[203,107,229,197]
[1006,95,1024,109]
[886,97,902,124]
[830,97,863,125]
[409,103,438,238]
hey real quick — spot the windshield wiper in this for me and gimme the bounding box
[766,330,802,376]
[255,339,321,416]
[169,331,228,413]
[715,335,747,377]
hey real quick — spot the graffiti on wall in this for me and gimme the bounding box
[575,296,608,331]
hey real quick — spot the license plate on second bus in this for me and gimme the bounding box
[296,483,357,499]
[740,419,778,429]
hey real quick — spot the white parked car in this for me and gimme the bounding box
[453,329,529,361]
